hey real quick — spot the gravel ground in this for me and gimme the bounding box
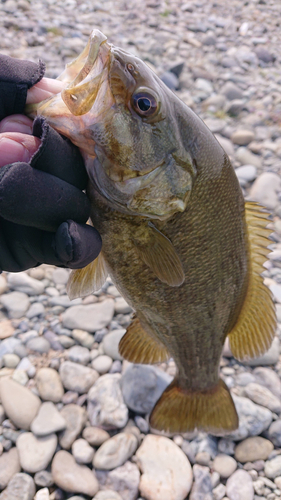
[0,0,281,499]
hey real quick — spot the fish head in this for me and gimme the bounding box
[35,30,196,219]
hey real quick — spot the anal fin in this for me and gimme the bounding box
[66,252,108,300]
[149,378,238,435]
[119,315,170,364]
[228,202,277,361]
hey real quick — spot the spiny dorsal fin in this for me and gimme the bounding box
[66,252,108,300]
[119,315,170,364]
[133,222,185,287]
[149,378,238,435]
[228,202,276,361]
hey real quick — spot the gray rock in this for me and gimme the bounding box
[26,302,45,319]
[235,165,257,183]
[189,464,213,500]
[249,172,281,210]
[26,337,50,353]
[48,296,82,308]
[52,450,99,496]
[253,367,281,398]
[91,355,113,374]
[71,329,95,348]
[160,71,179,90]
[72,438,94,464]
[268,419,281,447]
[243,337,279,366]
[226,469,254,500]
[0,448,21,489]
[225,395,272,441]
[236,148,262,169]
[114,298,132,315]
[213,483,226,500]
[0,292,30,319]
[52,268,69,285]
[94,432,138,470]
[67,345,91,365]
[59,404,87,449]
[88,373,128,429]
[234,437,273,463]
[255,47,274,63]
[7,272,45,295]
[264,455,281,479]
[59,361,99,393]
[0,337,22,357]
[0,377,41,430]
[102,329,126,361]
[93,491,123,500]
[244,383,281,413]
[212,454,237,478]
[121,364,172,414]
[31,402,67,436]
[0,473,35,500]
[221,82,243,100]
[61,299,115,332]
[17,432,57,473]
[36,367,64,403]
[82,426,110,447]
[231,130,255,146]
[96,461,140,500]
[34,470,54,488]
[225,99,244,116]
[235,372,256,386]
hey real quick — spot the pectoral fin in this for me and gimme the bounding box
[66,252,108,300]
[133,222,185,287]
[228,202,276,361]
[119,315,170,364]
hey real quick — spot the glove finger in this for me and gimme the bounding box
[0,162,90,232]
[55,221,102,269]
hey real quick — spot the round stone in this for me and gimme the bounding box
[93,432,138,470]
[264,455,281,479]
[52,268,69,284]
[226,469,254,500]
[0,291,30,319]
[3,353,20,368]
[72,438,94,464]
[213,454,237,478]
[93,491,123,500]
[59,361,99,394]
[0,377,41,430]
[0,447,21,489]
[234,437,273,463]
[36,367,64,403]
[26,337,50,354]
[102,330,126,360]
[31,401,67,436]
[91,355,113,374]
[82,426,110,447]
[59,404,87,450]
[16,432,57,473]
[87,373,128,429]
[52,450,99,496]
[67,345,91,365]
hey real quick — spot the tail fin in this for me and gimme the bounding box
[149,378,238,436]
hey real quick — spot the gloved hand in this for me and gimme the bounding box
[0,54,102,272]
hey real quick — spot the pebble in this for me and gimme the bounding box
[225,395,272,441]
[61,299,115,332]
[67,345,91,365]
[2,354,20,368]
[231,130,255,146]
[26,302,45,319]
[244,383,281,413]
[52,268,69,285]
[235,437,273,463]
[26,337,51,354]
[226,469,254,500]
[114,297,132,314]
[93,432,138,470]
[121,364,172,414]
[0,275,7,295]
[213,454,237,478]
[221,82,243,100]
[72,438,94,464]
[213,483,226,500]
[34,488,50,500]
[0,472,35,500]
[0,292,30,319]
[59,361,99,393]
[82,426,110,447]
[87,374,128,429]
[235,165,257,184]
[34,470,54,488]
[249,173,281,210]
[36,367,64,403]
[0,377,41,430]
[52,450,99,497]
[31,402,67,436]
[91,355,113,374]
[253,367,281,399]
[264,456,281,479]
[189,464,213,500]
[17,432,57,473]
[0,320,14,340]
[136,435,193,500]
[7,272,45,295]
[102,330,126,361]
[11,369,27,385]
[71,329,95,349]
[0,448,20,489]
[59,404,87,450]
[95,461,140,500]
[268,419,281,447]
[93,491,123,500]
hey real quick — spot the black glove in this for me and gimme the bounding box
[0,55,102,272]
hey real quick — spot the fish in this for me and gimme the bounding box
[32,29,276,435]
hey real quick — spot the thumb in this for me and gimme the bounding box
[0,132,41,167]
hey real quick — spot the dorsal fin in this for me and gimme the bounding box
[228,202,276,361]
[119,315,170,364]
[66,252,108,300]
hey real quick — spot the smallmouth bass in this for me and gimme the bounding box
[33,30,276,435]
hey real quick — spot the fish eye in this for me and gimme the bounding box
[132,91,158,117]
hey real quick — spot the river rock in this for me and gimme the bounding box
[136,435,193,500]
[26,302,45,319]
[34,488,49,500]
[34,470,54,488]
[3,353,20,368]
[0,377,41,430]
[231,130,255,145]
[121,364,172,414]
[235,165,257,183]
[36,367,64,402]
[26,337,50,354]
[234,436,273,463]
[189,464,213,500]
[0,292,30,319]
[253,367,281,398]
[268,419,281,446]
[93,491,123,500]
[7,272,45,295]
[244,383,281,413]
[92,355,113,374]
[0,320,14,340]
[67,345,91,365]
[94,432,138,470]
[31,402,67,436]
[17,432,57,473]
[264,455,281,478]
[212,454,237,478]
[0,473,35,500]
[0,448,21,489]
[249,172,281,210]
[87,373,128,429]
[61,299,115,332]
[52,268,69,284]
[72,438,94,464]
[102,330,126,361]
[221,81,243,100]
[71,329,95,348]
[82,426,110,446]
[236,147,262,168]
[52,450,99,496]
[59,361,99,393]
[95,461,140,500]
[226,469,254,500]
[59,404,87,449]
[242,337,279,366]
[225,395,272,441]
